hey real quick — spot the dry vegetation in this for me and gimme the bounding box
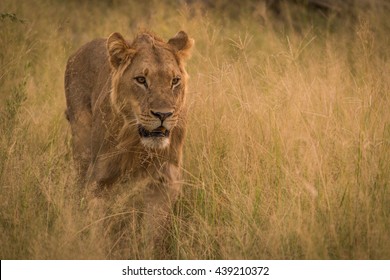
[0,0,389,259]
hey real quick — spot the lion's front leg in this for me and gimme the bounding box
[142,163,181,256]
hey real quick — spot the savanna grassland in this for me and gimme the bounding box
[1,0,389,259]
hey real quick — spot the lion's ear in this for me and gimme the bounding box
[107,32,135,69]
[168,31,194,60]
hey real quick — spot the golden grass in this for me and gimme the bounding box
[0,0,389,259]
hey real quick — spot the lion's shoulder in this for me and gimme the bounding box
[66,38,107,72]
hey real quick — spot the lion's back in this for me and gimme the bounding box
[65,38,109,117]
[64,38,113,178]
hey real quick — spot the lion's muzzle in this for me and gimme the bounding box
[137,109,176,149]
[150,110,173,122]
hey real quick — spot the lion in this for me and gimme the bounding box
[64,30,194,253]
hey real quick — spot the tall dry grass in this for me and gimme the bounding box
[0,0,389,259]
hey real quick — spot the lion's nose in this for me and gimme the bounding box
[150,110,173,122]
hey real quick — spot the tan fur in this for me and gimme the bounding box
[64,31,194,253]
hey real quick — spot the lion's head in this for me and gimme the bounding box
[106,31,194,149]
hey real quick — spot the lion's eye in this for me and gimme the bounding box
[134,76,147,87]
[172,77,181,87]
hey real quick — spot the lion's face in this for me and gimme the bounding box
[107,32,194,149]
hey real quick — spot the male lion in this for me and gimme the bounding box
[64,31,194,252]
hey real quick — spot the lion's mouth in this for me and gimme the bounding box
[138,125,170,138]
